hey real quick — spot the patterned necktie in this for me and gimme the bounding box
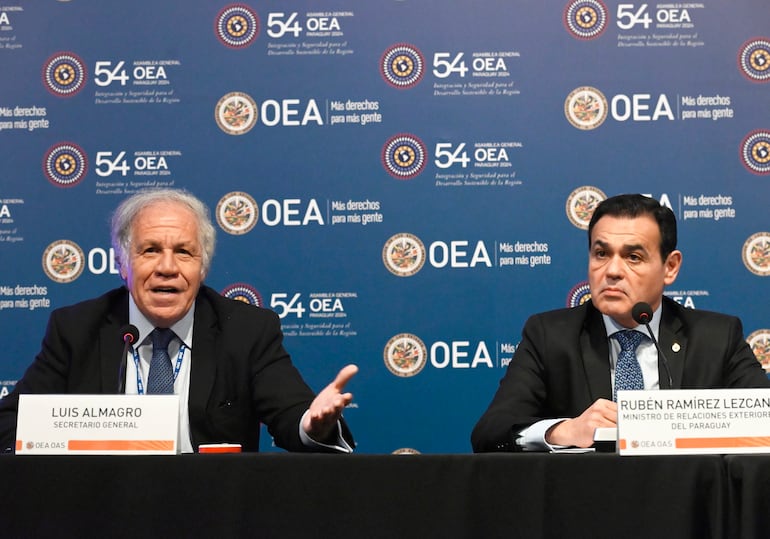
[147,328,175,394]
[613,329,644,401]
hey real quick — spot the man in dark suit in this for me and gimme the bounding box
[0,188,356,453]
[472,194,769,452]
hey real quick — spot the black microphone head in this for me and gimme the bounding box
[120,324,139,344]
[631,302,653,325]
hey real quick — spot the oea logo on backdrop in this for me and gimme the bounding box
[382,233,493,277]
[565,1,698,40]
[383,333,493,377]
[382,134,428,180]
[41,243,119,282]
[221,283,264,307]
[216,191,323,230]
[380,44,425,89]
[742,232,770,276]
[565,186,606,230]
[41,240,85,283]
[567,280,700,311]
[567,281,591,307]
[216,192,259,235]
[565,188,674,230]
[739,130,770,176]
[215,4,260,49]
[565,86,674,130]
[42,142,88,188]
[737,38,770,83]
[215,92,323,135]
[747,330,770,372]
[563,0,609,41]
[42,51,87,97]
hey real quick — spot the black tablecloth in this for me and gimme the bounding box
[0,453,732,538]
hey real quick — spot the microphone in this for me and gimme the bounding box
[117,324,139,394]
[632,302,673,389]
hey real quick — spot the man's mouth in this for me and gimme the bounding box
[601,287,625,296]
[152,287,180,294]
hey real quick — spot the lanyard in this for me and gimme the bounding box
[130,343,186,395]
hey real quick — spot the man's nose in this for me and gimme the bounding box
[155,250,178,274]
[605,255,625,277]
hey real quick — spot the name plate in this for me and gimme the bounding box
[16,394,179,455]
[617,388,770,456]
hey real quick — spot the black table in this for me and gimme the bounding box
[725,455,770,539]
[0,453,727,539]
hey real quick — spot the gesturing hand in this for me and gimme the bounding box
[303,364,358,443]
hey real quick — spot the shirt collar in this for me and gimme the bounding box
[601,301,662,341]
[128,294,195,349]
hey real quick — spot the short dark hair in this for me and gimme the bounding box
[587,194,677,260]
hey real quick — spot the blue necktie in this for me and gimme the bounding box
[613,330,644,401]
[147,328,175,394]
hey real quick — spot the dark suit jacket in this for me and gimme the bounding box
[0,285,354,453]
[471,296,770,452]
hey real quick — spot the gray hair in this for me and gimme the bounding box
[111,188,216,277]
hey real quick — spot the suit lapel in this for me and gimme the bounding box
[188,290,219,424]
[100,289,130,393]
[658,299,686,389]
[580,303,613,401]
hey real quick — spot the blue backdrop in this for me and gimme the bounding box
[0,0,768,453]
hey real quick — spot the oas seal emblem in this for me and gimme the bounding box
[382,134,427,180]
[567,281,591,308]
[564,0,609,41]
[383,233,426,277]
[738,38,770,83]
[381,44,425,89]
[221,283,263,307]
[215,92,258,135]
[565,87,608,130]
[42,240,85,283]
[215,4,260,49]
[42,142,88,188]
[742,232,770,276]
[566,186,606,230]
[384,333,427,377]
[216,191,258,234]
[42,52,87,97]
[740,130,770,175]
[747,330,770,372]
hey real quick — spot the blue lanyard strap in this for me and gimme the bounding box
[130,343,186,395]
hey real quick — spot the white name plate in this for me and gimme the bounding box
[16,394,179,455]
[617,388,770,456]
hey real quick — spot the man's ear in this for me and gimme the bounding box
[663,250,682,285]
